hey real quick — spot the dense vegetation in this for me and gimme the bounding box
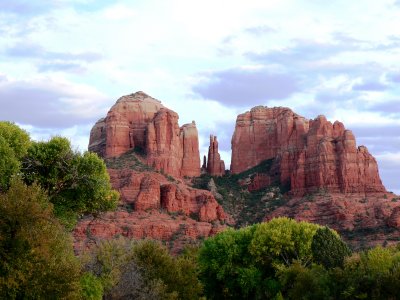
[193,159,289,227]
[0,122,119,228]
[1,121,400,299]
[0,180,82,299]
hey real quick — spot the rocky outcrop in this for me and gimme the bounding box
[89,92,201,178]
[231,106,386,195]
[74,167,227,253]
[74,211,224,254]
[205,135,225,176]
[264,192,400,250]
[108,169,225,222]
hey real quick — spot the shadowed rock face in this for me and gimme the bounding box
[231,106,386,195]
[89,92,201,178]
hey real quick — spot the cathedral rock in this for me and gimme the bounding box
[230,106,386,196]
[89,91,201,178]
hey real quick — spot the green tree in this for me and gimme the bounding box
[311,226,351,269]
[198,225,259,299]
[278,262,331,300]
[0,121,30,191]
[0,179,81,299]
[131,240,203,300]
[80,272,104,300]
[84,238,202,300]
[22,136,119,228]
[333,246,400,299]
[199,218,323,299]
[249,217,321,269]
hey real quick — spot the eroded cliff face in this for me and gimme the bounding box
[205,135,225,176]
[231,106,386,195]
[80,94,226,252]
[89,92,201,178]
[74,166,227,253]
[264,192,400,250]
[82,97,397,251]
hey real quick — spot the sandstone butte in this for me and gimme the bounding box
[231,105,386,196]
[229,106,400,249]
[75,92,227,252]
[89,91,201,178]
[76,93,399,252]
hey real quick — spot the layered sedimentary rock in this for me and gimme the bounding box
[231,106,385,195]
[206,135,225,176]
[74,211,223,253]
[89,92,201,177]
[108,169,225,222]
[74,168,227,252]
[264,192,400,249]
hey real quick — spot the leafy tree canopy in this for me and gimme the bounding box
[311,226,352,269]
[249,217,321,269]
[199,217,324,299]
[0,121,30,191]
[83,238,203,300]
[0,179,81,299]
[22,136,119,228]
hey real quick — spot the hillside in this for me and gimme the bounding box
[75,91,400,251]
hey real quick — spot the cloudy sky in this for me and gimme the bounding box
[1,0,399,193]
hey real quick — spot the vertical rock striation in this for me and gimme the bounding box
[89,92,201,177]
[206,135,225,176]
[231,106,385,195]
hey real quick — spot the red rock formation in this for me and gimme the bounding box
[89,92,200,178]
[206,135,225,176]
[74,211,225,254]
[264,192,400,249]
[231,106,386,195]
[107,168,225,222]
[74,167,227,253]
[248,174,273,192]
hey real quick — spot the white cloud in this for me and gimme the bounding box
[1,0,399,192]
[102,4,136,20]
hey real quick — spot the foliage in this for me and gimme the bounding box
[199,217,323,299]
[84,238,203,300]
[0,179,81,299]
[331,245,400,299]
[249,217,321,269]
[192,158,288,227]
[199,218,400,299]
[80,272,104,300]
[312,226,352,269]
[278,262,331,300]
[0,121,30,191]
[22,136,119,228]
[199,225,259,299]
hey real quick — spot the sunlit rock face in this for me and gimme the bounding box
[231,106,386,195]
[89,91,201,178]
[205,135,225,176]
